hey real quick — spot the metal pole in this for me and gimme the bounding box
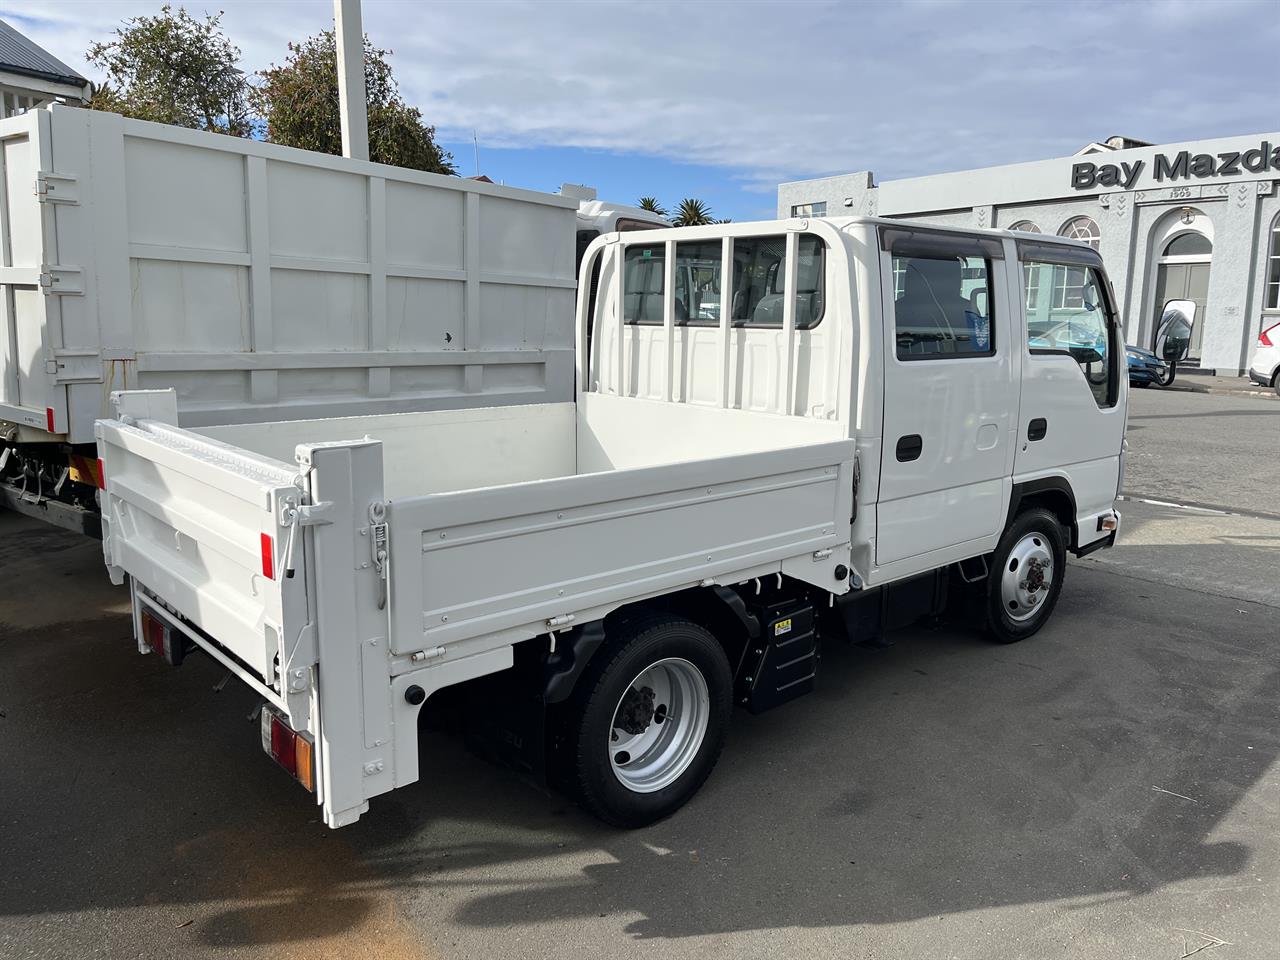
[334,0,369,161]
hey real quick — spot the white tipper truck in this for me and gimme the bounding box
[0,106,660,535]
[96,217,1125,828]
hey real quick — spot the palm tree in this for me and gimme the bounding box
[636,197,667,218]
[673,198,713,226]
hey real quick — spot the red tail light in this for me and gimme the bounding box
[141,609,169,659]
[260,707,315,792]
[96,457,105,489]
[1260,322,1279,348]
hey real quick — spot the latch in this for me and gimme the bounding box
[38,266,84,296]
[370,502,389,610]
[278,498,335,579]
[35,172,79,205]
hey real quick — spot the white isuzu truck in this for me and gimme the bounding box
[0,107,659,536]
[96,217,1125,828]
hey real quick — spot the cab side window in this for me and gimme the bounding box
[1023,260,1117,408]
[892,253,995,358]
[623,245,665,323]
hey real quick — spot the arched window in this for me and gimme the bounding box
[1059,216,1101,249]
[1163,232,1213,257]
[1266,213,1280,310]
[1007,220,1041,234]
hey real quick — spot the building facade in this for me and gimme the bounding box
[0,18,91,119]
[779,133,1280,374]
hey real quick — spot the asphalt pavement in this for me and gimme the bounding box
[1,385,1277,960]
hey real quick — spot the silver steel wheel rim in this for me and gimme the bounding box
[609,657,710,794]
[1001,532,1055,623]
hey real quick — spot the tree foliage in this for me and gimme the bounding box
[636,196,668,218]
[252,31,455,174]
[672,198,714,226]
[86,4,251,135]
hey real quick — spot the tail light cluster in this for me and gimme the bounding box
[260,705,315,793]
[1260,322,1279,348]
[140,609,188,666]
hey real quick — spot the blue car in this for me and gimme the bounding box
[1125,344,1168,388]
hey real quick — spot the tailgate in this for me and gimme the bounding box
[96,392,308,687]
[0,111,70,434]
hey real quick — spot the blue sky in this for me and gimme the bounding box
[7,0,1279,221]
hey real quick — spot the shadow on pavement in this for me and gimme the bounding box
[1,518,1275,952]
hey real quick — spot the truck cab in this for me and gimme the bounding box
[581,217,1125,598]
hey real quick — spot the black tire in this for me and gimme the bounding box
[1273,373,1280,398]
[562,615,731,828]
[984,507,1067,644]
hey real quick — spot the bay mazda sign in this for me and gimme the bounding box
[1071,141,1280,190]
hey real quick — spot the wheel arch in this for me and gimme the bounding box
[542,586,759,705]
[1007,477,1078,549]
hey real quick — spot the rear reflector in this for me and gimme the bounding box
[260,532,275,580]
[260,706,315,792]
[45,407,55,432]
[96,457,105,489]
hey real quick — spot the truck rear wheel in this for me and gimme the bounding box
[984,507,1066,644]
[563,616,731,827]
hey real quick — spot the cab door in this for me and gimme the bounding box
[1013,240,1126,542]
[875,226,1018,571]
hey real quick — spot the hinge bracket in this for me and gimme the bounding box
[35,172,79,205]
[38,266,84,296]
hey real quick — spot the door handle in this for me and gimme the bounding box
[895,434,923,462]
[1027,418,1048,442]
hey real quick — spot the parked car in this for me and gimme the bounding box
[1126,344,1169,388]
[1246,320,1280,396]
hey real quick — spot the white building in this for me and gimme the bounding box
[779,134,1280,374]
[0,18,91,119]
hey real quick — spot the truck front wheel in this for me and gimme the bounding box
[984,507,1066,643]
[562,616,732,827]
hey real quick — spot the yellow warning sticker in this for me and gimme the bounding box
[774,618,792,637]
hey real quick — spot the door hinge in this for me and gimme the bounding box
[38,266,84,296]
[35,172,79,205]
[48,348,102,384]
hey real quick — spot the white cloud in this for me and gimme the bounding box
[7,0,1278,190]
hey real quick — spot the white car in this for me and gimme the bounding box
[1247,320,1280,396]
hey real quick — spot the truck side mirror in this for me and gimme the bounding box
[1154,299,1196,363]
[1068,345,1104,365]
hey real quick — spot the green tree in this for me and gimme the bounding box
[636,196,667,218]
[672,198,714,226]
[252,31,455,174]
[86,4,251,136]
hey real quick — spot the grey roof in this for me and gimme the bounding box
[0,18,86,87]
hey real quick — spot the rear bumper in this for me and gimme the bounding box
[1247,366,1274,387]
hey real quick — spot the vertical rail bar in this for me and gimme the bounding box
[718,234,733,408]
[614,241,625,396]
[663,238,676,402]
[781,232,799,416]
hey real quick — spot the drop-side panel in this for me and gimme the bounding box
[97,415,306,682]
[384,440,855,657]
